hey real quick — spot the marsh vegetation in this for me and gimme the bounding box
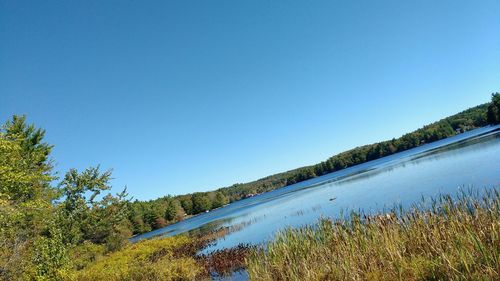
[247,190,500,280]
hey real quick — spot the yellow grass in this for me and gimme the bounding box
[71,235,202,281]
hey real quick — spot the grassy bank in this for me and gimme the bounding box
[68,225,251,281]
[70,236,202,281]
[247,190,500,280]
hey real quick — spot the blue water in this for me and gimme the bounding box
[131,125,500,256]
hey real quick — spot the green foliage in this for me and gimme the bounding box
[90,191,132,252]
[0,116,54,202]
[179,196,193,215]
[57,167,131,250]
[0,116,58,280]
[57,167,112,245]
[192,193,212,213]
[3,115,53,170]
[32,222,71,281]
[164,199,182,221]
[211,191,229,209]
[60,167,113,211]
[487,92,500,124]
[128,201,153,234]
[0,116,132,280]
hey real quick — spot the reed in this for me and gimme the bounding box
[247,189,500,280]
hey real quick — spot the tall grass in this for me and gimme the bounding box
[247,189,500,280]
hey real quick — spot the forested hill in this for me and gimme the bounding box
[127,94,500,235]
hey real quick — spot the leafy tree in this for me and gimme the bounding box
[87,189,132,251]
[57,166,131,250]
[179,196,194,215]
[192,193,211,213]
[487,93,500,124]
[0,116,60,280]
[128,201,152,234]
[3,115,53,168]
[211,191,229,209]
[58,167,113,245]
[164,198,182,221]
[0,115,55,202]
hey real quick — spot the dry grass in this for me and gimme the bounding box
[247,189,500,281]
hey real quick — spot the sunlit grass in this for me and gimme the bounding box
[69,224,252,281]
[247,189,500,280]
[71,235,203,281]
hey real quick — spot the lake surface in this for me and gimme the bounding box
[131,125,500,257]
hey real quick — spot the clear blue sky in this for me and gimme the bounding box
[1,0,499,200]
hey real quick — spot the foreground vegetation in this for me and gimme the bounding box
[247,190,500,280]
[70,227,250,281]
[0,112,250,281]
[0,93,498,280]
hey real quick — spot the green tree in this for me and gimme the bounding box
[0,116,61,280]
[3,115,53,167]
[128,201,152,234]
[58,167,113,245]
[164,198,182,221]
[58,166,131,250]
[212,191,229,209]
[0,115,54,202]
[487,93,500,124]
[192,193,212,213]
[86,189,132,251]
[179,196,194,215]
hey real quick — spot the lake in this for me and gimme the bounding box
[131,125,499,263]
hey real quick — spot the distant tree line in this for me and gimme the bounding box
[127,191,229,234]
[126,93,499,236]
